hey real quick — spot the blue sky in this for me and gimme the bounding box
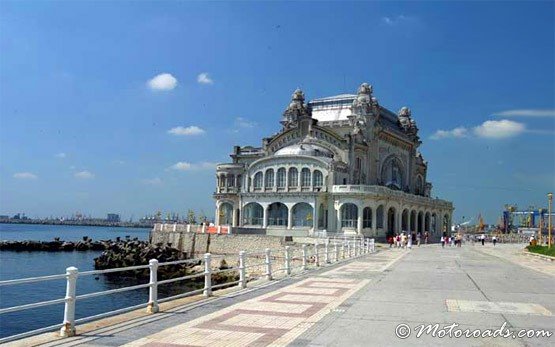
[1,1,553,223]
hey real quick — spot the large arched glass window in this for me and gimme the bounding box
[363,207,372,228]
[265,169,274,188]
[313,170,323,187]
[301,168,311,187]
[253,172,263,189]
[292,203,313,227]
[277,168,286,188]
[341,203,358,228]
[288,168,298,187]
[243,203,263,225]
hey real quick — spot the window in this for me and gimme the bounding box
[363,207,372,228]
[265,169,274,188]
[313,170,323,187]
[237,175,242,188]
[253,172,263,188]
[277,168,286,188]
[288,168,298,187]
[301,168,311,187]
[341,203,358,228]
[227,174,234,187]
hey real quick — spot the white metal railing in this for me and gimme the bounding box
[0,237,375,343]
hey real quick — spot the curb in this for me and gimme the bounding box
[523,250,555,262]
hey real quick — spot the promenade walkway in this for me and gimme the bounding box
[14,244,554,347]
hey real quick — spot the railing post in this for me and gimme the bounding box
[347,240,351,258]
[187,224,191,233]
[315,243,320,266]
[203,253,212,297]
[239,251,246,289]
[301,244,307,271]
[60,267,78,337]
[285,246,291,275]
[334,242,339,262]
[217,225,222,234]
[146,259,159,313]
[342,241,346,259]
[201,224,206,233]
[324,239,330,263]
[265,248,273,280]
[371,238,375,252]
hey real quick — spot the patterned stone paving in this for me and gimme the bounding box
[475,244,555,277]
[122,248,406,347]
[124,276,370,347]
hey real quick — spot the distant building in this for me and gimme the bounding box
[214,83,454,238]
[106,213,121,223]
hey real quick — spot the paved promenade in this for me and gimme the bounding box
[18,244,554,347]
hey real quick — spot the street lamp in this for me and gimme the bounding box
[538,208,543,245]
[548,193,553,249]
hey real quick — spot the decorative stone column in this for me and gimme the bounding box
[312,201,318,233]
[262,206,268,228]
[357,206,363,235]
[371,207,377,235]
[287,207,293,229]
[336,207,342,233]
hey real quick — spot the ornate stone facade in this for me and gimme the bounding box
[214,83,454,238]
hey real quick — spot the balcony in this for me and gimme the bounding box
[331,185,452,208]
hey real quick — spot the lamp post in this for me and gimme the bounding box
[548,193,553,249]
[538,208,543,245]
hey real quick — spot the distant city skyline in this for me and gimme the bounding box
[1,1,553,224]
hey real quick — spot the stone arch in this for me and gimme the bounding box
[380,155,406,190]
[401,209,409,231]
[410,210,417,232]
[268,202,288,227]
[218,202,233,225]
[243,202,263,226]
[292,202,313,227]
[376,205,385,229]
[418,211,424,234]
[387,206,397,236]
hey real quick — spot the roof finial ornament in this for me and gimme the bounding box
[281,88,310,129]
[351,82,374,116]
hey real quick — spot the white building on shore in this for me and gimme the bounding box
[214,83,453,238]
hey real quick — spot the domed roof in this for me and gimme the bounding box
[274,143,334,158]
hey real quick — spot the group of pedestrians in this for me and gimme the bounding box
[440,233,463,248]
[388,232,429,249]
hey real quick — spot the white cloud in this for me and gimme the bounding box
[429,127,468,140]
[235,117,256,128]
[170,161,217,171]
[168,125,206,136]
[13,172,38,179]
[74,170,94,179]
[55,152,66,159]
[147,73,178,91]
[473,119,526,139]
[142,177,162,185]
[197,73,213,85]
[493,109,555,118]
[382,15,417,26]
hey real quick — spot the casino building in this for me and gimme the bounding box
[213,83,453,238]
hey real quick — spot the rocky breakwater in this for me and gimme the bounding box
[0,236,111,251]
[94,241,238,284]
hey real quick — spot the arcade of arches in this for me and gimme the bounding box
[215,199,452,237]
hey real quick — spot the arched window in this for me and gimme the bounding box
[265,169,274,188]
[268,202,288,226]
[288,168,298,187]
[253,172,263,189]
[341,203,358,228]
[243,203,263,226]
[313,170,323,187]
[237,175,242,188]
[227,174,235,187]
[219,175,225,187]
[219,202,233,225]
[301,168,311,187]
[363,207,372,228]
[292,203,313,227]
[277,168,286,188]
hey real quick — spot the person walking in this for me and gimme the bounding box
[416,232,421,247]
[492,235,497,246]
[424,232,429,244]
[440,235,445,248]
[407,233,413,249]
[480,234,485,246]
